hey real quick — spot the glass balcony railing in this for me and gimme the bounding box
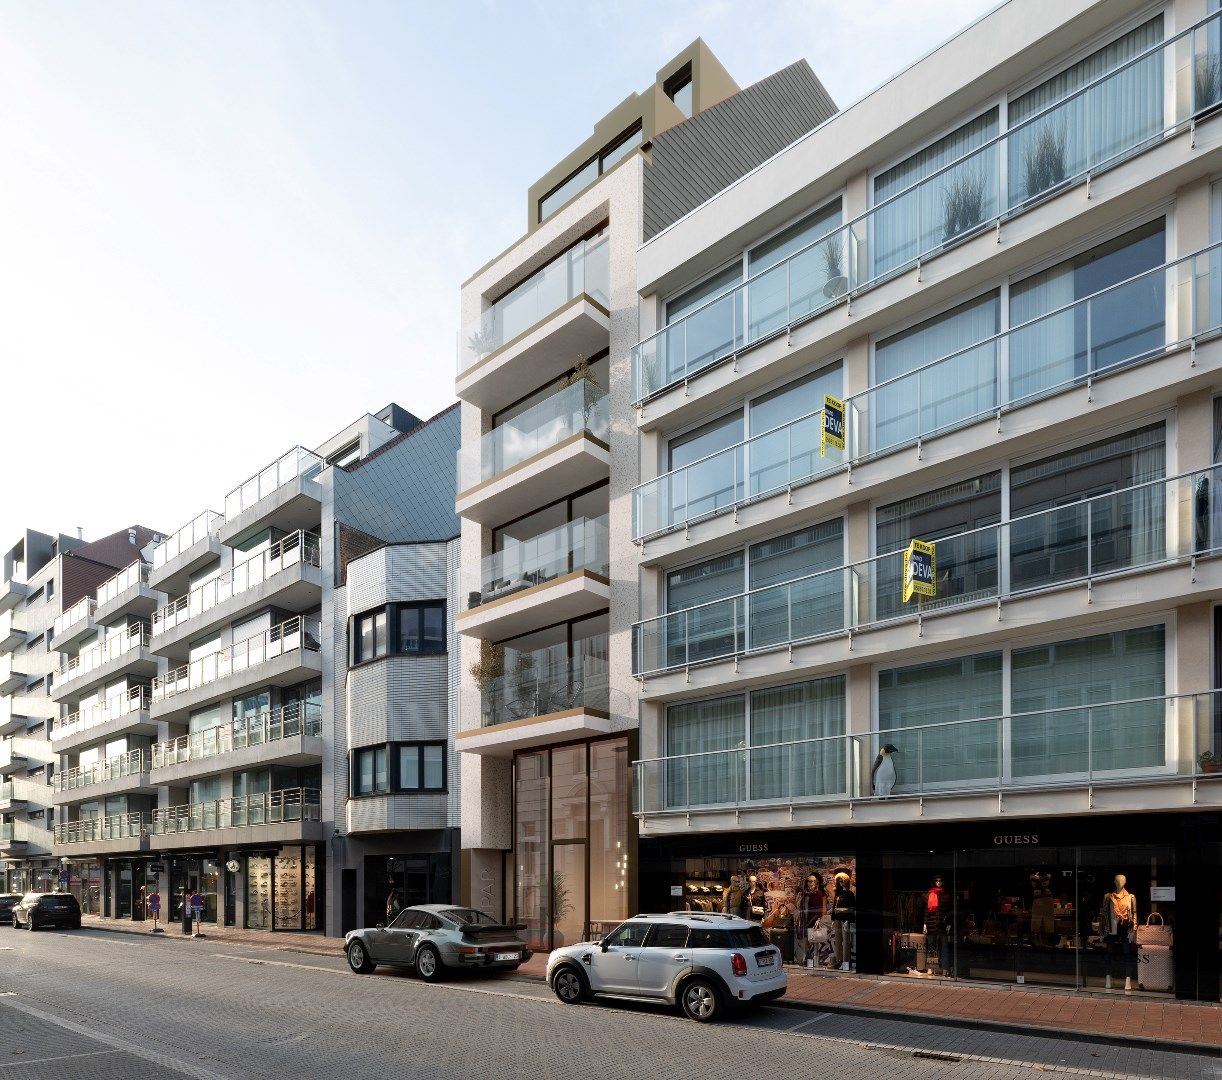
[57,749,148,792]
[54,812,147,845]
[223,447,324,521]
[96,562,150,609]
[150,787,321,835]
[152,616,322,705]
[52,622,150,691]
[458,380,609,493]
[54,687,151,743]
[634,242,1222,539]
[153,531,321,636]
[153,511,223,570]
[0,823,15,843]
[480,640,609,727]
[458,231,610,372]
[634,465,1222,675]
[151,700,322,769]
[52,598,96,640]
[634,689,1222,816]
[471,516,610,607]
[630,11,1222,403]
[0,780,18,805]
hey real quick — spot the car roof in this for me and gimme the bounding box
[624,912,757,927]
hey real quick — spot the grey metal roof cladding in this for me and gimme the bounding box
[334,402,460,544]
[642,60,837,241]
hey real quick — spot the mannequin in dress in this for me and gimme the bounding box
[722,874,748,919]
[747,874,767,922]
[829,872,856,970]
[796,871,828,966]
[1100,873,1138,991]
[923,875,947,974]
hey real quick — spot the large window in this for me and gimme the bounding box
[351,602,446,665]
[353,743,445,795]
[353,746,388,795]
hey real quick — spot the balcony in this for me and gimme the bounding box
[50,622,154,702]
[0,654,29,695]
[0,610,25,654]
[53,750,151,804]
[53,812,149,855]
[635,465,1222,680]
[630,12,1222,407]
[458,516,610,641]
[633,690,1222,831]
[150,510,224,596]
[0,745,28,775]
[0,576,27,614]
[152,531,323,657]
[150,616,322,723]
[0,781,28,813]
[93,561,158,624]
[53,687,155,752]
[150,701,323,784]
[457,232,610,412]
[633,242,1222,544]
[0,823,27,852]
[50,597,98,650]
[458,644,611,757]
[456,381,610,527]
[219,447,324,546]
[150,787,323,850]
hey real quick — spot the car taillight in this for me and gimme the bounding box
[731,953,747,977]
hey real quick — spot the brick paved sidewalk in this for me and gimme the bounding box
[515,952,1221,1051]
[81,914,343,957]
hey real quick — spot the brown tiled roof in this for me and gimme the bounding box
[69,525,161,571]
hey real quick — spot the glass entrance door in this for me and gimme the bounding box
[552,843,587,949]
[116,865,133,919]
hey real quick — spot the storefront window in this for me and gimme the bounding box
[588,740,630,940]
[247,856,272,929]
[275,846,303,930]
[514,750,548,951]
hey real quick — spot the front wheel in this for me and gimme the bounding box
[679,978,723,1023]
[551,965,586,1005]
[414,944,443,982]
[26,915,36,932]
[346,940,376,975]
[10,915,17,929]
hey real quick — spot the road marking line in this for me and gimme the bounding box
[786,1011,832,1031]
[210,953,346,976]
[0,1049,122,1069]
[0,997,230,1080]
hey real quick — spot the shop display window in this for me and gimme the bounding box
[677,854,857,970]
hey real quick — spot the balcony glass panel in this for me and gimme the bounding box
[153,511,222,569]
[96,562,150,608]
[55,687,150,742]
[475,516,609,605]
[150,788,321,834]
[58,749,148,791]
[458,380,608,491]
[480,636,608,727]
[53,622,150,689]
[151,700,322,769]
[223,448,323,521]
[53,598,96,639]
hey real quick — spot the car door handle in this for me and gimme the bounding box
[623,955,636,961]
[672,954,690,961]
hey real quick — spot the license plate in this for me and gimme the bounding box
[493,951,519,961]
[756,952,776,967]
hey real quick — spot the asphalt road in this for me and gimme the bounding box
[0,927,1215,1080]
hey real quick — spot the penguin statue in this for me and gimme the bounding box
[871,743,899,797]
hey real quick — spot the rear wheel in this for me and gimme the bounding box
[551,965,586,1005]
[10,915,17,929]
[414,944,443,982]
[679,977,723,1022]
[346,940,376,975]
[26,914,36,932]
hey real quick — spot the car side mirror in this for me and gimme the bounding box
[376,923,385,931]
[599,939,609,952]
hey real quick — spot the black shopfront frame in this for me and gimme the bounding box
[638,810,1221,1001]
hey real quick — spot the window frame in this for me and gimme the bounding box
[350,601,447,667]
[352,745,389,796]
[351,742,448,796]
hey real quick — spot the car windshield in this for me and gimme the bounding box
[40,895,76,907]
[439,909,496,926]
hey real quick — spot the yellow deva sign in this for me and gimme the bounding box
[903,539,936,603]
[820,394,845,456]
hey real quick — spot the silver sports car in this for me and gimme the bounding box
[344,904,532,981]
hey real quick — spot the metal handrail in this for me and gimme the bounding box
[630,10,1222,402]
[475,515,610,602]
[54,622,151,684]
[55,686,151,741]
[52,598,96,639]
[152,530,322,634]
[57,749,148,791]
[96,561,150,608]
[223,447,324,520]
[151,701,322,769]
[150,787,322,834]
[54,811,148,844]
[153,510,223,569]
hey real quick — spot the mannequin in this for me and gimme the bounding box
[1100,873,1138,991]
[721,874,748,919]
[1029,870,1054,947]
[747,874,767,922]
[796,871,828,966]
[923,875,947,974]
[828,871,856,971]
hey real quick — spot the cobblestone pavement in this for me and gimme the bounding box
[0,929,1215,1080]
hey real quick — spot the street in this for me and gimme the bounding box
[0,929,1216,1080]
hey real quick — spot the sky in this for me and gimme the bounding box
[0,0,999,551]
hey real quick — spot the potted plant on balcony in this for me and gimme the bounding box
[1195,54,1221,114]
[470,641,505,690]
[466,320,498,364]
[941,169,987,245]
[1199,750,1221,775]
[1021,120,1069,202]
[821,234,848,299]
[557,355,603,429]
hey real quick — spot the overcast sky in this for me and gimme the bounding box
[0,0,998,551]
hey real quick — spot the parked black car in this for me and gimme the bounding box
[0,894,22,924]
[12,892,81,930]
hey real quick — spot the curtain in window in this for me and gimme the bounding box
[665,552,744,667]
[747,519,844,648]
[749,677,846,800]
[872,110,999,278]
[878,652,1003,788]
[666,696,745,809]
[1009,263,1075,400]
[1010,625,1165,777]
[1007,17,1163,208]
[872,292,1000,454]
[746,201,843,341]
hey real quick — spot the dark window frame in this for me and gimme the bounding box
[350,741,448,797]
[352,745,389,796]
[349,601,447,667]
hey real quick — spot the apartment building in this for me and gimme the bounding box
[455,39,836,951]
[46,402,460,935]
[0,526,159,900]
[629,0,1222,1001]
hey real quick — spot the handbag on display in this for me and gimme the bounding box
[810,918,831,945]
[1137,944,1174,992]
[1135,912,1173,947]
